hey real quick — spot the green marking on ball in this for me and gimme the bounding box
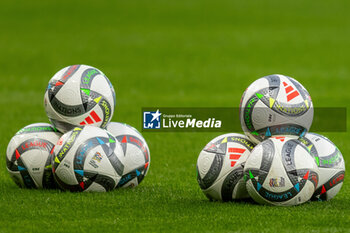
[81,88,90,96]
[249,170,254,179]
[251,131,259,136]
[255,93,264,99]
[315,157,320,166]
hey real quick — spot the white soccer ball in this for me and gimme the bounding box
[240,74,313,144]
[52,126,124,192]
[197,133,255,201]
[106,122,150,188]
[299,133,345,201]
[44,64,116,133]
[6,123,62,189]
[244,136,319,206]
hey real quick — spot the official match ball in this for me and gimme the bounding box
[299,133,345,201]
[106,122,150,188]
[6,123,62,189]
[240,74,313,144]
[244,137,319,206]
[196,133,255,201]
[44,64,116,133]
[52,126,124,192]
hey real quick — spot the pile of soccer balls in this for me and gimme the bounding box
[197,74,345,206]
[6,65,150,192]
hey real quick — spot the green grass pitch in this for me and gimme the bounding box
[0,0,349,232]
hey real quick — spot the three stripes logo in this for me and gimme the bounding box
[283,81,300,102]
[272,136,286,142]
[228,148,246,167]
[80,110,102,125]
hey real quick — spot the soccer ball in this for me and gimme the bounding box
[244,137,319,206]
[52,126,124,192]
[196,133,255,201]
[44,64,116,133]
[240,74,313,144]
[106,122,150,188]
[299,133,345,201]
[6,123,62,189]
